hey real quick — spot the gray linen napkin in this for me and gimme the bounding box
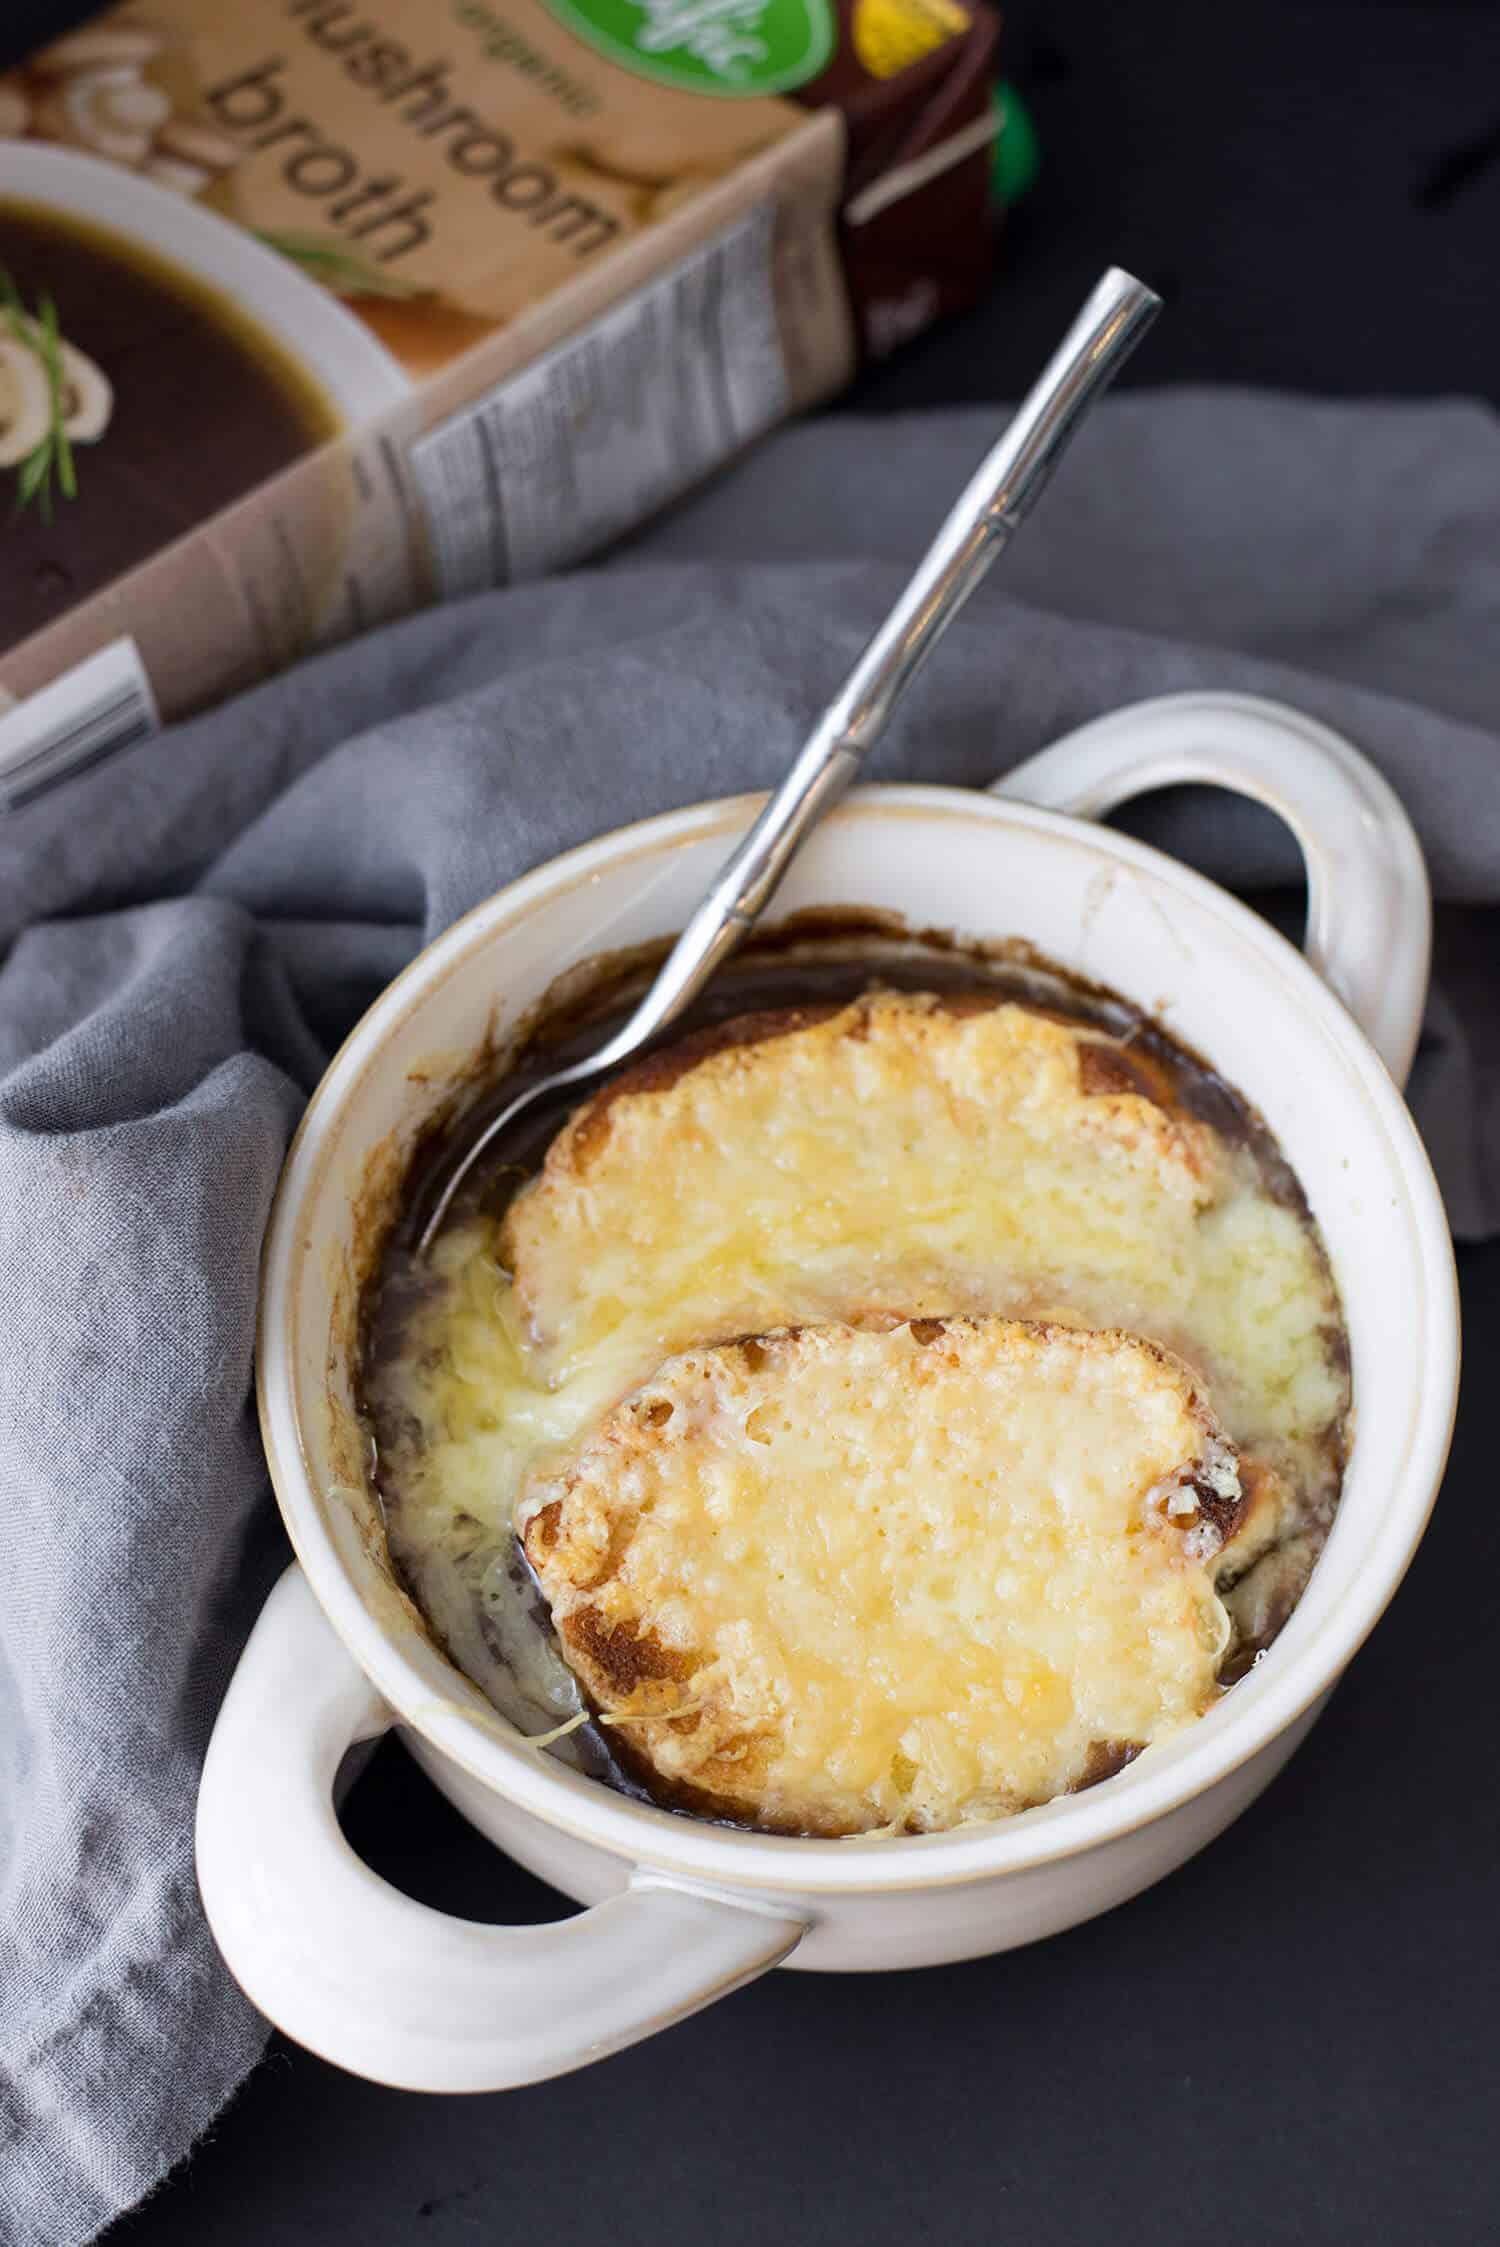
[2,389,1496,2245]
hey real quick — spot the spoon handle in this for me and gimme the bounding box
[820,266,1162,762]
[613,267,1161,1045]
[416,269,1160,1250]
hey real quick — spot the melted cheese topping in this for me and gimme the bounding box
[522,1320,1238,1835]
[370,992,1349,1821]
[505,995,1215,1395]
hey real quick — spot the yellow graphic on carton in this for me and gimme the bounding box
[851,0,968,78]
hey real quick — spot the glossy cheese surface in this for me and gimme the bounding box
[521,1319,1242,1835]
[370,991,1349,1830]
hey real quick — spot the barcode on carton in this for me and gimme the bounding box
[0,639,160,813]
[409,207,787,594]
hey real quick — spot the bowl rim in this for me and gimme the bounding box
[257,781,1460,1896]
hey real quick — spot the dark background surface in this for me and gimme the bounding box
[6,1,1500,2240]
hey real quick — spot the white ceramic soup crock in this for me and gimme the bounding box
[198,690,1459,2092]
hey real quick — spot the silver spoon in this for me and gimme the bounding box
[418,265,1161,1252]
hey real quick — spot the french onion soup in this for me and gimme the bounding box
[360,935,1350,1838]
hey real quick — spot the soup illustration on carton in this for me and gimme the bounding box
[0,198,339,654]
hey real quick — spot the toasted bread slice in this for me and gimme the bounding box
[500,990,1220,1387]
[520,1316,1244,1837]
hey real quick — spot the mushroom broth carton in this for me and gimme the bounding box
[0,0,1000,799]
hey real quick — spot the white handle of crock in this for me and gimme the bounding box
[196,1566,805,2092]
[991,692,1431,1086]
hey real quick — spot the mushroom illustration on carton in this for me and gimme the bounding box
[0,303,113,474]
[0,21,240,197]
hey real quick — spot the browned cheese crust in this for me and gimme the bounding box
[521,1317,1247,1837]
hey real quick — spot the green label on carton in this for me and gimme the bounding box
[538,0,834,95]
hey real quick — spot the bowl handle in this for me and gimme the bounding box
[991,691,1431,1086]
[196,1565,806,2091]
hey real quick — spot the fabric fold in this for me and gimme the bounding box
[1,388,1495,2244]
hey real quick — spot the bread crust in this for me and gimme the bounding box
[522,1317,1244,1837]
[501,991,1218,1374]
